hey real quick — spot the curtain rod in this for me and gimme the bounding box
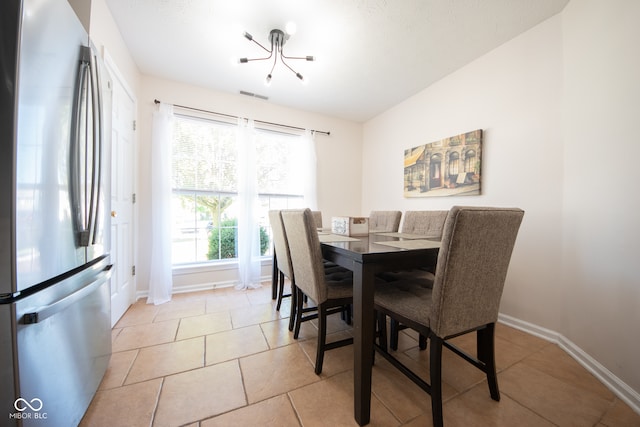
[153,99,330,136]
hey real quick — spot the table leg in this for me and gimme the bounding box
[353,261,374,426]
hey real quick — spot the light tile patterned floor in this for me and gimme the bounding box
[81,284,640,427]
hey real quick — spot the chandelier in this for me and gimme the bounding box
[239,26,314,85]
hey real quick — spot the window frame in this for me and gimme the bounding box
[170,112,307,268]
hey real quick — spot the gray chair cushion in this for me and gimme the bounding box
[377,269,435,286]
[375,280,433,325]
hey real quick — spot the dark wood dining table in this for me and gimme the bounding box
[319,232,441,425]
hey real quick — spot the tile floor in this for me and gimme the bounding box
[81,283,640,427]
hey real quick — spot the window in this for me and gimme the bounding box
[449,152,460,176]
[171,115,306,265]
[464,149,477,174]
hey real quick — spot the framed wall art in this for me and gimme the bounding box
[404,129,482,198]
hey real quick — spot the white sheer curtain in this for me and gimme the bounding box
[236,119,262,290]
[301,130,318,210]
[148,102,173,305]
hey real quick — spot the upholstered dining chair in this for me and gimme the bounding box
[311,210,323,229]
[369,210,402,233]
[281,208,354,375]
[400,210,449,238]
[381,209,450,350]
[268,210,295,319]
[374,206,524,427]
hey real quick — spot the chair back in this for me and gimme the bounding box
[430,206,524,338]
[369,211,402,232]
[269,210,293,279]
[311,210,323,229]
[281,209,328,304]
[401,210,449,239]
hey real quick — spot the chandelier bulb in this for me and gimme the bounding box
[265,74,272,86]
[243,31,253,41]
[285,22,297,35]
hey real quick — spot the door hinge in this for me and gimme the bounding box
[133,120,136,131]
[132,265,136,276]
[132,193,136,204]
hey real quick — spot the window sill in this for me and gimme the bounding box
[172,257,272,276]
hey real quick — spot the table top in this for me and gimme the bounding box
[320,232,441,265]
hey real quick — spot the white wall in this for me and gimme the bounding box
[88,0,140,90]
[136,76,363,293]
[362,0,639,408]
[363,15,565,328]
[561,0,640,397]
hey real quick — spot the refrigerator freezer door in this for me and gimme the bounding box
[0,303,16,424]
[14,0,90,292]
[14,257,112,426]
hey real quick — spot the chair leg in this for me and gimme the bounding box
[276,271,285,311]
[315,304,327,375]
[430,336,444,427]
[344,304,352,325]
[271,253,278,300]
[418,334,427,350]
[390,319,400,350]
[293,288,304,339]
[288,283,297,331]
[390,319,425,351]
[376,311,388,351]
[478,323,500,401]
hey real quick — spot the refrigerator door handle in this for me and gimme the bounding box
[22,265,113,324]
[71,46,93,247]
[90,48,103,245]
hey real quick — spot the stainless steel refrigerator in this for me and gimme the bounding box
[1,0,112,425]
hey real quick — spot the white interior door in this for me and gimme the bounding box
[106,53,136,327]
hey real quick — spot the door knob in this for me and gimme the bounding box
[111,211,117,218]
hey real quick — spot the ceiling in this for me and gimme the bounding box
[105,0,569,122]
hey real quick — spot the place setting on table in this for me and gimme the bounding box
[317,216,442,252]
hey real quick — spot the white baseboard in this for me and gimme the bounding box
[498,313,640,415]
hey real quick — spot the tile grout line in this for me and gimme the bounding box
[285,392,305,427]
[149,377,165,427]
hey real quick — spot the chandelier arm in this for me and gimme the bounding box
[281,52,314,61]
[241,46,274,63]
[242,52,274,62]
[250,38,272,53]
[279,43,298,75]
[268,50,278,75]
[280,56,302,78]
